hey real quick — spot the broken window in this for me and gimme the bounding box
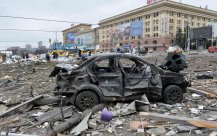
[93,58,116,73]
[119,58,148,75]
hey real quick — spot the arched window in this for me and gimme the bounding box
[153,40,157,44]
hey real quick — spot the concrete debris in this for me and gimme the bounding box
[36,106,74,122]
[146,126,166,136]
[165,129,177,136]
[210,131,217,136]
[91,131,100,136]
[176,125,198,133]
[0,52,216,136]
[192,72,214,80]
[190,108,200,114]
[107,127,113,133]
[88,119,97,129]
[0,105,8,115]
[136,129,145,136]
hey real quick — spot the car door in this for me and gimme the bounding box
[92,57,124,97]
[118,57,151,97]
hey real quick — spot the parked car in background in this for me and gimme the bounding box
[166,46,183,53]
[208,46,217,53]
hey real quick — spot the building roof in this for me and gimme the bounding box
[99,0,217,25]
[62,23,92,32]
[74,28,98,36]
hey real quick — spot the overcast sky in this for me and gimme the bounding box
[0,0,216,50]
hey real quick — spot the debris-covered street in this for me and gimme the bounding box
[1,0,217,135]
[0,52,217,136]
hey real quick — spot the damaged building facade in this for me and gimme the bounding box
[98,0,217,51]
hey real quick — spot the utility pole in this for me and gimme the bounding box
[187,25,190,51]
[55,31,58,41]
[211,32,214,47]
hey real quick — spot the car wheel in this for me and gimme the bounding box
[76,91,99,111]
[163,85,183,104]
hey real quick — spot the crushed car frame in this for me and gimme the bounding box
[50,54,190,111]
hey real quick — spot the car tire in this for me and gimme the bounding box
[75,91,99,111]
[163,85,183,104]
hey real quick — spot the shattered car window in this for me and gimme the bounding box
[93,58,116,73]
[119,58,148,74]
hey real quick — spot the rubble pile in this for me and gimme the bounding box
[0,52,216,136]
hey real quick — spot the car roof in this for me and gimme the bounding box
[90,53,142,60]
[90,53,150,64]
[78,53,149,68]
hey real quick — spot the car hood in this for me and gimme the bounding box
[49,63,79,77]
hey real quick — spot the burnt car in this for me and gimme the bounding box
[50,54,190,111]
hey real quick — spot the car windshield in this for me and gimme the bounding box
[77,56,97,68]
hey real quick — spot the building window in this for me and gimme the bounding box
[177,13,181,17]
[203,18,206,21]
[184,14,188,19]
[154,12,159,17]
[169,19,174,23]
[131,36,136,39]
[146,28,150,32]
[177,20,181,25]
[191,15,194,20]
[144,41,148,44]
[169,26,174,30]
[138,35,142,39]
[154,33,158,37]
[131,18,135,22]
[197,23,200,27]
[107,35,109,38]
[191,22,194,26]
[154,27,158,31]
[170,40,174,44]
[146,15,150,19]
[138,17,142,20]
[145,21,150,26]
[154,20,158,25]
[169,12,174,16]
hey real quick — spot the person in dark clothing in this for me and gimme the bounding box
[2,54,6,63]
[117,43,124,53]
[53,52,58,59]
[78,50,81,57]
[46,53,50,62]
[25,52,29,60]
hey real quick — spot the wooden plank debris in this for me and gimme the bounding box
[129,121,176,131]
[0,117,20,127]
[187,87,217,98]
[140,112,217,129]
